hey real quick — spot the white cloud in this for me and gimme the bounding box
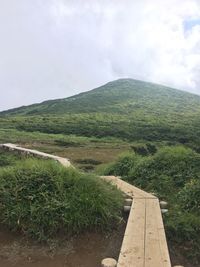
[0,0,200,110]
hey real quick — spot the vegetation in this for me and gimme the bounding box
[1,79,200,149]
[0,157,123,241]
[101,146,200,263]
[1,78,200,263]
[0,150,27,167]
[0,129,129,172]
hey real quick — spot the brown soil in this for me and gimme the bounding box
[169,242,199,267]
[0,220,126,267]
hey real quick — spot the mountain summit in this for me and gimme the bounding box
[1,79,200,116]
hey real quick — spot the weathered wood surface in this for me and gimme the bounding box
[101,175,156,199]
[103,176,171,267]
[118,198,146,267]
[0,144,171,267]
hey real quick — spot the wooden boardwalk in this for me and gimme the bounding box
[0,144,172,267]
[102,176,171,267]
[0,143,71,167]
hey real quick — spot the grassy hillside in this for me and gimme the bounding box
[1,79,200,149]
[1,79,200,116]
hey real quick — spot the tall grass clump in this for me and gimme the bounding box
[0,159,123,241]
[0,150,20,167]
[98,151,140,177]
[178,179,200,214]
[102,146,200,198]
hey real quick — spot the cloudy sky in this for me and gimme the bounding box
[0,0,200,111]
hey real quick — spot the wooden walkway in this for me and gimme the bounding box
[0,144,172,267]
[0,143,71,167]
[102,176,171,267]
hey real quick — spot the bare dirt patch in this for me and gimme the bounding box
[0,219,126,267]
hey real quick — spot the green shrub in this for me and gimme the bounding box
[127,146,200,193]
[130,143,157,156]
[178,179,200,214]
[130,144,149,156]
[0,151,20,167]
[101,151,140,177]
[101,146,200,193]
[0,154,13,167]
[166,211,200,262]
[95,162,116,175]
[146,143,157,154]
[0,159,123,241]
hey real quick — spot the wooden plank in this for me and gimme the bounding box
[154,199,171,267]
[57,157,71,167]
[117,198,146,267]
[128,183,156,199]
[145,198,163,267]
[101,176,156,199]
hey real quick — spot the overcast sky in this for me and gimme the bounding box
[0,0,200,111]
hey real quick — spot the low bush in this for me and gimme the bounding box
[178,179,200,214]
[100,151,140,177]
[0,159,123,241]
[103,146,200,197]
[0,150,20,167]
[130,144,149,156]
[166,211,200,262]
[130,143,157,156]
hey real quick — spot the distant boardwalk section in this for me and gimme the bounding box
[0,143,71,167]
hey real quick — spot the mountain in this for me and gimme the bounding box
[1,78,200,116]
[1,79,200,146]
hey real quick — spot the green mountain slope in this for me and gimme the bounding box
[1,78,200,116]
[1,79,200,147]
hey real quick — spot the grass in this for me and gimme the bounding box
[101,145,200,264]
[1,78,200,263]
[0,157,124,241]
[0,128,130,171]
[1,79,200,149]
[0,150,28,167]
